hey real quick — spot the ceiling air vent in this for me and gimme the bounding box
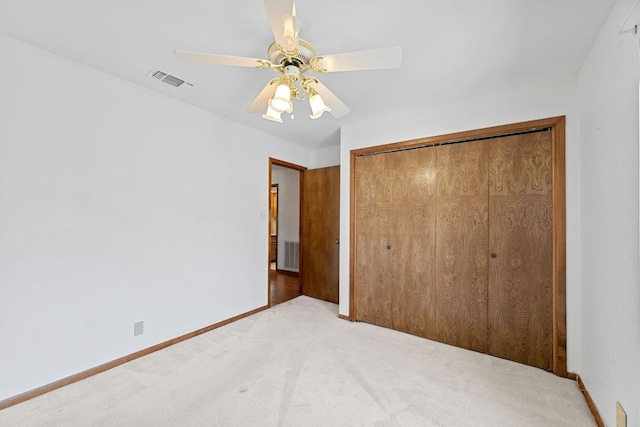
[148,69,193,88]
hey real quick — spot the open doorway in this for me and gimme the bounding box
[269,184,278,270]
[269,158,306,306]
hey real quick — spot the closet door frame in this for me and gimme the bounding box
[349,116,567,377]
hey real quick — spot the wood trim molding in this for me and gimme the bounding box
[299,169,305,295]
[349,150,357,320]
[349,116,567,376]
[551,117,568,377]
[0,305,269,411]
[269,157,308,172]
[338,314,352,321]
[350,117,561,157]
[577,375,605,427]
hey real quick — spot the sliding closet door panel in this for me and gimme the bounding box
[488,131,553,370]
[435,141,489,353]
[389,148,437,339]
[354,148,437,337]
[354,153,393,328]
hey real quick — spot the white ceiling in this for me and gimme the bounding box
[0,0,615,148]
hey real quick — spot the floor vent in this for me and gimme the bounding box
[148,69,193,88]
[283,241,299,272]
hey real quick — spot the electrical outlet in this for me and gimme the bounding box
[134,321,144,336]
[616,402,627,427]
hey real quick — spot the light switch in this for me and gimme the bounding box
[134,321,144,336]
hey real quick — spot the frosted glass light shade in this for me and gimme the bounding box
[309,93,331,119]
[262,104,283,123]
[270,84,293,113]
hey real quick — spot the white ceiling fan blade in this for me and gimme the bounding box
[312,46,402,73]
[247,81,278,113]
[263,0,298,54]
[309,80,350,118]
[174,51,272,69]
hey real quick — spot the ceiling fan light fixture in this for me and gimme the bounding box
[308,93,331,119]
[262,104,284,123]
[175,1,402,124]
[269,83,293,113]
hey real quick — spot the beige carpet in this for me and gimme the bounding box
[0,296,595,426]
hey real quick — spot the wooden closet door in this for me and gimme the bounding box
[389,148,437,338]
[435,141,489,353]
[354,152,393,328]
[354,148,437,338]
[488,131,553,370]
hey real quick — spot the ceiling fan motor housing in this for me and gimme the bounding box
[283,65,300,77]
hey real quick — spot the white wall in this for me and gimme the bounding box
[271,167,300,270]
[310,143,341,169]
[339,74,582,372]
[0,34,311,401]
[577,0,640,424]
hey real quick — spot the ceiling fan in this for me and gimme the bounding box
[174,0,401,123]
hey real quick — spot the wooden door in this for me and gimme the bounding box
[488,131,553,370]
[301,166,340,303]
[389,147,437,338]
[354,153,393,327]
[354,148,437,338]
[435,141,489,353]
